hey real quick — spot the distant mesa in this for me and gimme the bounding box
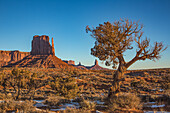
[63,59,109,70]
[0,35,108,70]
[87,59,108,70]
[78,62,82,66]
[63,60,75,65]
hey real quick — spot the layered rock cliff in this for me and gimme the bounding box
[0,35,106,70]
[2,35,75,69]
[0,50,30,67]
[5,55,73,69]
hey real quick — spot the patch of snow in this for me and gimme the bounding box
[70,99,73,102]
[51,106,57,108]
[71,102,80,106]
[96,110,103,113]
[34,103,48,107]
[157,94,163,97]
[58,103,80,109]
[0,100,4,103]
[17,100,24,103]
[151,104,165,108]
[159,89,164,92]
[33,99,44,103]
[148,102,156,104]
[95,100,105,105]
[144,102,156,104]
[51,108,65,111]
[101,93,104,96]
[152,89,156,91]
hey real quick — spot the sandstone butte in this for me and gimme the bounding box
[0,35,74,69]
[0,35,108,70]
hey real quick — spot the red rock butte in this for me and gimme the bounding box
[0,35,108,70]
[31,35,55,55]
[0,35,74,69]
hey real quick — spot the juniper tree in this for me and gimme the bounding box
[86,19,167,97]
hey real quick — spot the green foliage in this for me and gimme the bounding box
[0,68,44,100]
[0,68,169,112]
[49,76,79,99]
[0,68,30,99]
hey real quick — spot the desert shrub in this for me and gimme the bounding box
[44,96,64,106]
[161,74,170,90]
[0,99,36,112]
[131,79,145,88]
[0,99,16,112]
[107,92,142,111]
[79,98,96,110]
[0,68,37,100]
[72,97,84,103]
[49,76,79,99]
[16,100,36,112]
[164,89,170,105]
[0,93,6,99]
[165,89,170,97]
[69,69,80,77]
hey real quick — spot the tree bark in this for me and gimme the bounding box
[108,64,127,98]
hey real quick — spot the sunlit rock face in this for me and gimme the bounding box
[95,59,98,65]
[63,60,75,65]
[31,35,55,56]
[1,35,74,69]
[0,50,30,67]
[0,35,59,68]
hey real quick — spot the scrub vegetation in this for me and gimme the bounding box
[0,67,169,112]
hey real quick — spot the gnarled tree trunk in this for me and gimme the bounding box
[108,63,127,98]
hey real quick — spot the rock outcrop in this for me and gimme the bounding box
[0,35,107,70]
[5,55,73,69]
[31,35,55,55]
[63,60,75,65]
[64,59,109,70]
[95,59,98,65]
[2,35,75,69]
[52,38,55,55]
[88,59,108,70]
[75,62,88,70]
[0,50,30,67]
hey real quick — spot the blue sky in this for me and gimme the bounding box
[0,0,169,69]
